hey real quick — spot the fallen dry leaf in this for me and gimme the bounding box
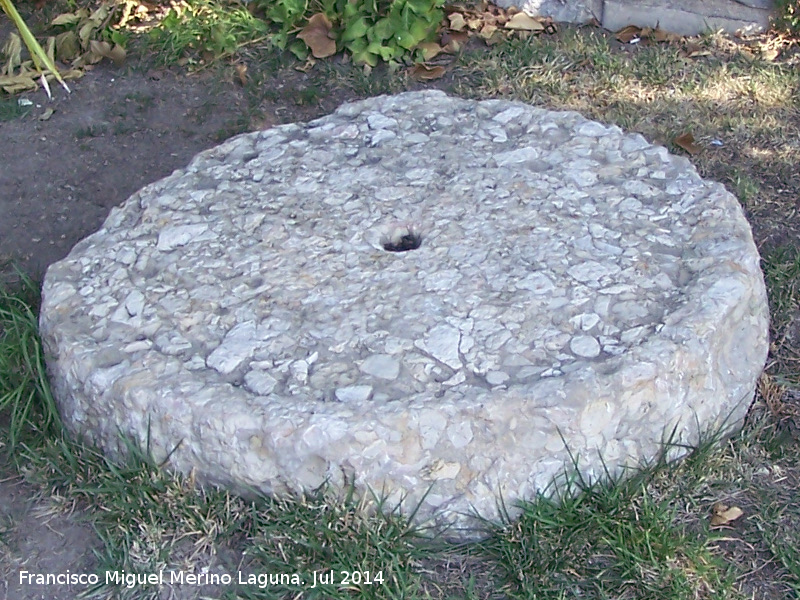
[683,42,711,58]
[416,41,443,61]
[652,27,681,43]
[297,13,336,59]
[38,108,55,121]
[234,63,247,86]
[505,12,544,31]
[2,33,23,75]
[710,502,744,526]
[51,12,83,26]
[483,11,499,26]
[0,73,37,94]
[54,31,81,61]
[409,63,446,81]
[441,30,469,53]
[674,132,702,155]
[87,40,126,66]
[615,25,642,43]
[478,23,497,39]
[448,13,467,31]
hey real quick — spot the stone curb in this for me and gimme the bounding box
[491,0,774,36]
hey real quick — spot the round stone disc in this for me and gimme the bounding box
[40,91,768,534]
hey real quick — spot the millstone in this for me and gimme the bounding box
[40,91,768,535]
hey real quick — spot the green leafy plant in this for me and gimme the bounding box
[263,0,309,57]
[338,0,444,66]
[146,0,443,68]
[257,0,444,65]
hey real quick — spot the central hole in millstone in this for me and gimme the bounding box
[382,227,422,252]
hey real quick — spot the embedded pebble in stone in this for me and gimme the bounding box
[516,272,555,294]
[156,224,210,252]
[40,90,769,537]
[447,421,473,448]
[415,325,462,370]
[486,371,510,385]
[206,321,257,374]
[245,370,278,395]
[568,261,621,283]
[335,385,373,402]
[570,335,601,358]
[360,354,401,380]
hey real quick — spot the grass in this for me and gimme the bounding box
[3,6,800,600]
[762,246,800,385]
[0,267,61,450]
[144,0,271,68]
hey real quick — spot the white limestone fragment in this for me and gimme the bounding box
[245,370,278,395]
[570,335,601,358]
[570,312,601,331]
[447,421,473,448]
[418,409,447,449]
[370,130,396,146]
[206,321,257,374]
[516,272,555,294]
[290,360,309,384]
[423,460,461,480]
[443,371,466,387]
[360,354,401,380]
[486,370,510,385]
[335,385,373,402]
[568,261,621,283]
[367,113,398,129]
[123,340,152,353]
[156,223,209,251]
[495,146,539,166]
[492,105,526,123]
[415,325,462,370]
[124,290,145,317]
[576,121,611,136]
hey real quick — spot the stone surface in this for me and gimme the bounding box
[602,0,773,36]
[492,0,603,24]
[40,91,769,536]
[490,0,773,35]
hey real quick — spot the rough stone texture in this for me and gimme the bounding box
[602,0,773,36]
[40,91,769,535]
[492,0,603,24]
[491,0,774,35]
